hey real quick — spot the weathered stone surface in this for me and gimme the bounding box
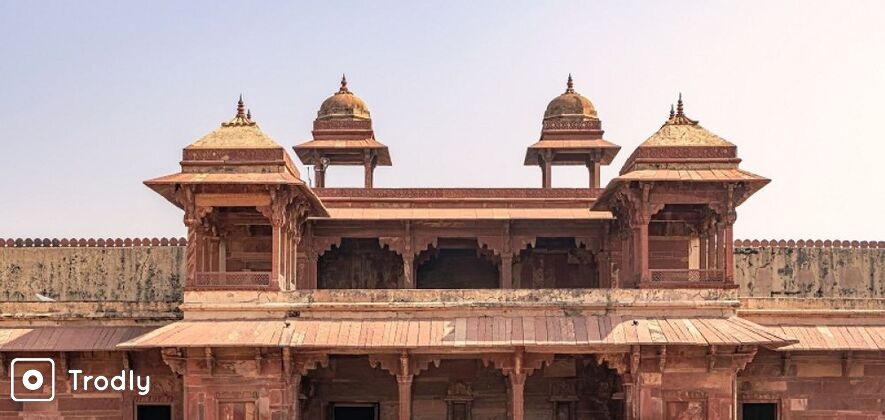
[735,246,884,298]
[0,246,184,302]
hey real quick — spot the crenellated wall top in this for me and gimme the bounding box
[0,237,187,248]
[733,239,884,249]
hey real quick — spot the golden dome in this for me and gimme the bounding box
[317,75,371,120]
[543,74,598,120]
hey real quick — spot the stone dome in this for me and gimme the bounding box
[317,75,371,120]
[543,75,598,120]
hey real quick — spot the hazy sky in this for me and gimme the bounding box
[1,1,883,240]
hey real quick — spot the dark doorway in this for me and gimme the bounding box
[741,402,777,420]
[331,403,379,420]
[136,404,172,420]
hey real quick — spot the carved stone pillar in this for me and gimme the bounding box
[724,212,736,283]
[484,351,552,420]
[632,222,650,284]
[715,222,726,274]
[509,372,527,420]
[397,372,413,420]
[314,165,326,188]
[540,152,553,189]
[698,234,707,269]
[363,150,377,189]
[370,353,439,420]
[500,254,513,289]
[597,250,610,288]
[587,160,601,189]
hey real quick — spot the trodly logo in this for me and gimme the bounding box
[10,358,150,402]
[10,358,55,402]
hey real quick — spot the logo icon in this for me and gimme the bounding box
[10,358,55,402]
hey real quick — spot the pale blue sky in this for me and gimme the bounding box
[1,1,883,239]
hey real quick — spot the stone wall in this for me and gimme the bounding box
[739,348,885,418]
[734,241,884,298]
[0,244,184,302]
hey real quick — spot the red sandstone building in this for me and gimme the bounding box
[0,76,883,419]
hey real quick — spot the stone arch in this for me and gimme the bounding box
[416,238,500,289]
[317,238,404,289]
[514,237,599,288]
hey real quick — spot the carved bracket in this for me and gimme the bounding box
[161,347,186,376]
[369,353,440,379]
[482,350,553,379]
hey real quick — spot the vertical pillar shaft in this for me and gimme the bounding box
[724,223,734,282]
[540,160,552,188]
[508,373,526,420]
[314,166,326,188]
[397,375,413,420]
[500,254,513,289]
[218,239,226,272]
[364,162,374,188]
[698,235,707,269]
[307,254,318,289]
[587,161,601,189]
[364,151,376,189]
[271,223,283,290]
[597,251,610,288]
[291,375,302,420]
[716,223,725,273]
[633,224,650,284]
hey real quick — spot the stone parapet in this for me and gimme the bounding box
[180,288,740,319]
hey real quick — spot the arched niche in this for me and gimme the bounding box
[514,237,598,288]
[416,238,500,289]
[318,238,404,289]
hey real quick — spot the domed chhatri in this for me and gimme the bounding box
[316,75,371,120]
[543,74,598,120]
[524,74,620,189]
[294,75,392,189]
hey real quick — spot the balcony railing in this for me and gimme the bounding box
[649,269,725,284]
[192,271,272,289]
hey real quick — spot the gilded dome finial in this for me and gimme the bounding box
[566,73,575,94]
[338,74,350,94]
[669,104,675,119]
[247,109,252,120]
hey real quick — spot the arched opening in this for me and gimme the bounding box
[525,356,624,419]
[649,204,724,283]
[300,356,397,419]
[318,238,404,289]
[515,238,598,288]
[416,238,499,289]
[415,359,507,419]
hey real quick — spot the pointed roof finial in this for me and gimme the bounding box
[236,94,246,118]
[565,73,575,93]
[338,74,350,94]
[662,92,697,126]
[222,94,257,127]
